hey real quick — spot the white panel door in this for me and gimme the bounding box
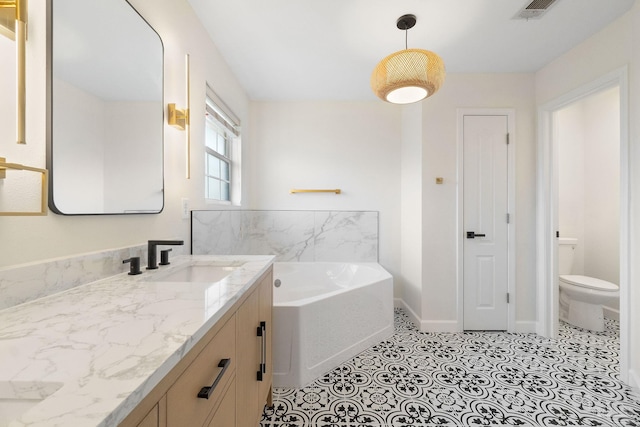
[463,115,509,330]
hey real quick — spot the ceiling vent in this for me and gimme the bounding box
[514,0,559,20]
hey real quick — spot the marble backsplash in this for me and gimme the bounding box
[191,210,378,262]
[0,244,184,310]
[1,210,376,311]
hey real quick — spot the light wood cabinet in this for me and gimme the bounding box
[136,404,158,427]
[205,380,236,426]
[121,266,273,427]
[258,271,273,407]
[166,315,236,426]
[236,268,273,426]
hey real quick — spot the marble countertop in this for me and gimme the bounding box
[0,255,275,427]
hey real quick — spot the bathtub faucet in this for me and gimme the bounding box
[147,240,184,270]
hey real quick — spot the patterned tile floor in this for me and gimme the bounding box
[261,308,640,426]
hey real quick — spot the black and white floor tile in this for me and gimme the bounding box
[261,308,640,426]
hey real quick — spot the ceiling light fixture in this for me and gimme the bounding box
[371,14,445,104]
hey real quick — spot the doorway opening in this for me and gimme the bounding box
[536,67,630,383]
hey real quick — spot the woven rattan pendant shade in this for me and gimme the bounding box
[371,49,445,104]
[371,15,445,104]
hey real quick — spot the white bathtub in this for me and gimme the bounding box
[272,262,394,388]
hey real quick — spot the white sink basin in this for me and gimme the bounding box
[149,262,244,283]
[0,381,62,427]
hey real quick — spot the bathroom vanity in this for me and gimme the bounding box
[0,255,274,427]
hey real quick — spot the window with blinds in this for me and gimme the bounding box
[205,86,240,203]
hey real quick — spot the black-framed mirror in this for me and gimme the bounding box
[47,0,164,215]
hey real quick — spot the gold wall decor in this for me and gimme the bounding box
[167,54,191,179]
[167,103,188,130]
[0,157,48,216]
[0,0,27,144]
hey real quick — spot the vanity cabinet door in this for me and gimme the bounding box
[236,288,260,426]
[166,315,236,427]
[236,269,274,426]
[258,270,273,406]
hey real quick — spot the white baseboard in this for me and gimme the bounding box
[629,369,639,391]
[603,306,620,321]
[513,321,537,333]
[394,298,421,329]
[419,320,460,333]
[394,298,533,333]
[394,298,460,332]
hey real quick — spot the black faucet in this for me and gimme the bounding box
[147,240,184,269]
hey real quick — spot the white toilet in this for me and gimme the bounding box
[558,237,619,332]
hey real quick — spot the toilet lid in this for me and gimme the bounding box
[559,275,619,291]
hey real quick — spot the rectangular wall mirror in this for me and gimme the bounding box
[47,0,164,215]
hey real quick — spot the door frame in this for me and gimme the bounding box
[536,66,630,383]
[456,109,516,332]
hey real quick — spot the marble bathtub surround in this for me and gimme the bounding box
[192,210,378,262]
[0,254,274,427]
[0,244,186,310]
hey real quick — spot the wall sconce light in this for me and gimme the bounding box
[0,156,48,216]
[0,0,28,144]
[167,103,188,130]
[167,54,191,179]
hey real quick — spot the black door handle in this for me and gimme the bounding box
[466,231,486,239]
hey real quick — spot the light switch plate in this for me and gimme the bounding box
[181,198,190,219]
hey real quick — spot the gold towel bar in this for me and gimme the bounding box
[290,189,341,194]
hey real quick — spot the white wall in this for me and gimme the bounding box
[104,101,164,213]
[420,74,537,329]
[632,1,640,389]
[400,103,424,317]
[583,88,620,284]
[248,101,402,291]
[52,78,106,212]
[0,0,250,268]
[247,75,538,330]
[557,87,620,283]
[535,13,632,106]
[536,5,638,387]
[557,101,586,274]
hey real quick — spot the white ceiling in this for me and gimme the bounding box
[186,0,635,101]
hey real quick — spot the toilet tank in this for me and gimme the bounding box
[558,237,578,275]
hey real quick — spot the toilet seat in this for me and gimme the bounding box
[559,275,618,292]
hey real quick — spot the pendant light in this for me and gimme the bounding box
[371,14,445,104]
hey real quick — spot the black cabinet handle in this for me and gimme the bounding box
[261,321,267,375]
[197,358,231,399]
[466,231,486,239]
[256,321,266,381]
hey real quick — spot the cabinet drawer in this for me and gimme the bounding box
[205,378,236,427]
[167,315,236,427]
[136,404,158,427]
